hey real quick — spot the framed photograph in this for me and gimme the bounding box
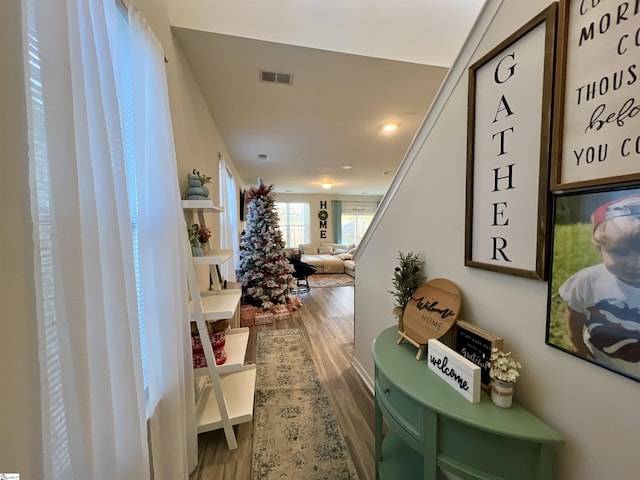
[551,0,640,190]
[454,320,503,392]
[465,4,557,280]
[546,184,640,382]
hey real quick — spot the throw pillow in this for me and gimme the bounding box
[346,247,357,255]
[337,253,353,260]
[318,246,333,255]
[303,245,319,254]
[333,247,347,254]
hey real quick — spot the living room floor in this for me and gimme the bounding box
[189,284,375,480]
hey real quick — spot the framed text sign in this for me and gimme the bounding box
[465,5,557,280]
[428,339,481,403]
[551,0,640,189]
[454,320,503,392]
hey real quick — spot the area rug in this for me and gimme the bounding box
[307,273,355,288]
[253,329,359,480]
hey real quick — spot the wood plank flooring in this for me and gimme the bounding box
[189,285,375,480]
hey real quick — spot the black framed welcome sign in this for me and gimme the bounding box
[465,4,558,280]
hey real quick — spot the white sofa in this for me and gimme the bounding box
[297,243,356,277]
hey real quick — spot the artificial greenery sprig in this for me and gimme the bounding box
[388,251,426,309]
[489,348,522,383]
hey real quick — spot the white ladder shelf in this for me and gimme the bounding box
[183,200,255,450]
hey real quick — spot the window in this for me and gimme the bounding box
[276,202,310,247]
[116,3,148,389]
[340,202,377,246]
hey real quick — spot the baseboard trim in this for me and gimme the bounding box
[351,357,374,395]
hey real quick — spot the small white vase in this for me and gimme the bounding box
[490,379,514,408]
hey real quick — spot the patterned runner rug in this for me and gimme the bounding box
[253,329,359,480]
[307,273,355,288]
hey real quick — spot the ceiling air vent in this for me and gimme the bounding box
[259,70,294,86]
[258,153,269,160]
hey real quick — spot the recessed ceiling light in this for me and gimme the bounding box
[382,124,397,132]
[341,165,352,170]
[321,182,332,189]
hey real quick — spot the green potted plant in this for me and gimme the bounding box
[388,251,426,330]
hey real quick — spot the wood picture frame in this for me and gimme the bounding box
[454,320,503,392]
[546,183,640,383]
[465,4,557,280]
[551,0,640,190]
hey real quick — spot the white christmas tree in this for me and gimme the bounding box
[237,180,297,310]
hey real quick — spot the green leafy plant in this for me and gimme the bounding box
[188,224,200,246]
[388,251,426,309]
[489,348,522,383]
[192,168,211,185]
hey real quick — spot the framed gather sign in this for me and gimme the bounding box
[551,0,640,189]
[465,4,558,280]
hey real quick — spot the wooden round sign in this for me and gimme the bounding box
[402,278,461,345]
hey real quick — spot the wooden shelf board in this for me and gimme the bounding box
[195,365,257,434]
[379,430,424,479]
[192,249,234,265]
[194,327,250,376]
[190,292,241,321]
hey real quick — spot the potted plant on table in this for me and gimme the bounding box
[388,251,426,330]
[489,348,522,408]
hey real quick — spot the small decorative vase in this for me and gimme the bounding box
[201,243,210,255]
[191,243,204,257]
[491,379,514,408]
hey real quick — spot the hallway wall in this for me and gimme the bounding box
[353,1,640,479]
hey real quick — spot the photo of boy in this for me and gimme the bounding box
[557,194,640,379]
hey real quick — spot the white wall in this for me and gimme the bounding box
[354,1,640,479]
[275,193,382,245]
[0,1,43,478]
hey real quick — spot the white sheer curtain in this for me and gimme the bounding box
[219,158,239,281]
[24,0,192,478]
[123,7,195,479]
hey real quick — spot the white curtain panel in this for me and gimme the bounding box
[25,0,193,478]
[124,7,195,479]
[26,0,149,478]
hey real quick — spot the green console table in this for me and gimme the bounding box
[373,327,563,480]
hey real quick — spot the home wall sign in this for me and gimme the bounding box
[428,339,481,403]
[552,0,640,189]
[319,201,328,239]
[465,4,557,281]
[398,278,461,360]
[454,320,503,392]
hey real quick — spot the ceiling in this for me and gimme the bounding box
[171,4,483,196]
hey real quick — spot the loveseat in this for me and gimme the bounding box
[296,243,356,278]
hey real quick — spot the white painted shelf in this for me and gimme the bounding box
[191,249,234,265]
[182,199,224,212]
[190,290,242,322]
[195,327,250,376]
[184,198,254,450]
[195,365,257,434]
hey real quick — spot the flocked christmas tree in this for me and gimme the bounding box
[237,179,297,310]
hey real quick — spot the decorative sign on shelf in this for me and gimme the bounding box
[428,339,481,403]
[398,278,461,360]
[454,320,503,392]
